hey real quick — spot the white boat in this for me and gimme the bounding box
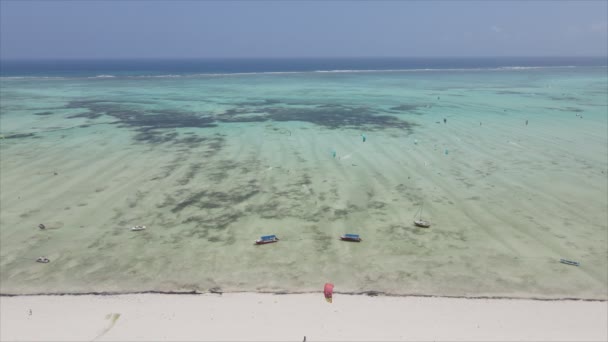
[36,257,50,263]
[131,225,146,231]
[413,202,431,228]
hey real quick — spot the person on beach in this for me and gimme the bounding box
[443,118,447,124]
[526,119,528,126]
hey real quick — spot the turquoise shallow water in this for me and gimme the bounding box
[1,66,607,298]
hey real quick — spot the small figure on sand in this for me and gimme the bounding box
[361,134,366,142]
[443,118,447,124]
[38,224,45,230]
[525,119,528,126]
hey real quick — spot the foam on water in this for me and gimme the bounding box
[2,65,605,81]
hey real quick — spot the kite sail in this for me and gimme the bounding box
[324,283,334,303]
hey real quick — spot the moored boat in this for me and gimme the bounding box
[414,219,431,228]
[36,257,50,263]
[255,235,279,245]
[413,202,431,228]
[560,259,580,266]
[340,234,362,242]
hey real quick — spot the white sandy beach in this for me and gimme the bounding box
[1,293,606,341]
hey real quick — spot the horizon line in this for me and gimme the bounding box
[2,55,607,61]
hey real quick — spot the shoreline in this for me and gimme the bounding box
[1,290,607,302]
[2,292,607,341]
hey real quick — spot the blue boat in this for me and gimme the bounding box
[255,235,279,245]
[340,234,362,242]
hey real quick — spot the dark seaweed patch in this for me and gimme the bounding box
[173,135,209,146]
[215,107,268,123]
[134,131,178,144]
[368,201,387,210]
[233,99,281,106]
[4,132,36,139]
[389,104,425,112]
[64,99,417,139]
[64,100,217,143]
[495,90,525,95]
[171,182,260,213]
[548,95,580,101]
[308,224,333,252]
[34,111,54,116]
[120,111,216,131]
[181,208,243,231]
[203,135,226,158]
[546,107,584,113]
[334,209,348,219]
[268,105,414,130]
[217,104,416,131]
[172,191,207,213]
[67,112,104,119]
[177,163,203,186]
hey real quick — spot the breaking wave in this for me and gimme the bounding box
[1,65,604,80]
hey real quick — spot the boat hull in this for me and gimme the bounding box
[340,236,362,242]
[255,239,278,245]
[414,220,431,228]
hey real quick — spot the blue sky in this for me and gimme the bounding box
[1,1,606,59]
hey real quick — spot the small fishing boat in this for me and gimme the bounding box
[413,202,431,228]
[131,225,146,231]
[560,259,580,266]
[36,257,50,263]
[340,234,362,242]
[255,235,279,245]
[414,219,431,228]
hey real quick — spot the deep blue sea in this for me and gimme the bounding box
[1,56,606,77]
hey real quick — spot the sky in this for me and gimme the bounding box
[0,0,607,59]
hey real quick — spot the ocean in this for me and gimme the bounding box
[1,57,607,298]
